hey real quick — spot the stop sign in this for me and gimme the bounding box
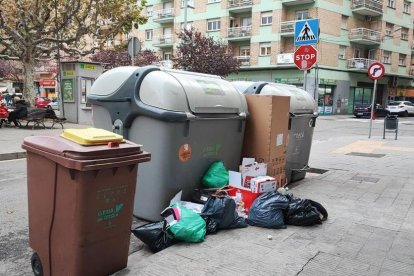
[294,45,318,70]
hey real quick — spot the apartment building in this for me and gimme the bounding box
[135,0,414,115]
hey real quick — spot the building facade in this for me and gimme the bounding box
[134,0,414,115]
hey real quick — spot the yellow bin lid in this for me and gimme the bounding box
[61,128,124,146]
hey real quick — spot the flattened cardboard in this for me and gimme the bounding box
[242,95,290,180]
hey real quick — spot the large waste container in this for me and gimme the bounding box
[232,81,318,184]
[22,128,151,276]
[88,66,248,221]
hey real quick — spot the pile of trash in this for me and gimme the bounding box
[132,161,328,253]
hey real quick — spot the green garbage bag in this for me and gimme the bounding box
[202,161,229,188]
[162,202,206,243]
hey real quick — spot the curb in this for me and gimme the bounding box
[0,152,27,162]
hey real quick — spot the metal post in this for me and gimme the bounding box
[303,69,307,91]
[131,38,135,66]
[368,79,377,139]
[184,0,188,30]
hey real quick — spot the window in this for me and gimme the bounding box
[146,5,153,16]
[207,0,220,3]
[383,51,391,64]
[338,46,346,59]
[404,1,411,13]
[387,0,395,8]
[145,30,153,40]
[240,46,250,56]
[385,23,394,36]
[401,28,408,40]
[164,52,172,60]
[181,0,194,8]
[399,54,406,66]
[295,10,309,20]
[261,12,272,26]
[81,78,93,106]
[260,42,271,56]
[341,15,348,29]
[207,19,221,31]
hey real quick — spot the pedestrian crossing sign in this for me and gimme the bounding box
[294,19,319,46]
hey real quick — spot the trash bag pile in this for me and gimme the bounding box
[132,161,328,253]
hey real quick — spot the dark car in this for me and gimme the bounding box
[353,104,389,118]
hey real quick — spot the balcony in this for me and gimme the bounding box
[351,0,383,16]
[282,0,315,6]
[152,8,174,23]
[277,53,294,65]
[280,21,295,37]
[236,56,250,66]
[349,28,381,45]
[153,35,174,47]
[227,26,252,41]
[347,58,377,70]
[228,0,253,13]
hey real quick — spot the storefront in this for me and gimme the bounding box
[37,79,56,98]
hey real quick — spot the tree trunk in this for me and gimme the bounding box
[23,60,36,107]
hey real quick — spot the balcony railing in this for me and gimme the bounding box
[282,0,315,5]
[236,56,250,66]
[347,58,377,69]
[228,26,252,38]
[410,66,414,76]
[228,0,253,8]
[153,35,174,46]
[349,28,381,44]
[280,21,295,36]
[152,8,174,21]
[351,0,383,15]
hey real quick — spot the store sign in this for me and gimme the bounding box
[62,79,74,102]
[80,64,97,70]
[39,80,56,87]
[319,79,336,85]
[63,71,74,77]
[274,77,302,84]
[277,53,294,64]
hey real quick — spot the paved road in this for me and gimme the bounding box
[1,115,413,276]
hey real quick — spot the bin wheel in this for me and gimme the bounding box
[31,252,43,276]
[309,200,328,221]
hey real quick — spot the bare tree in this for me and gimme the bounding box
[91,49,161,70]
[173,29,240,77]
[0,0,147,104]
[0,60,23,84]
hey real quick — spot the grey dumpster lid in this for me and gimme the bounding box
[90,67,137,97]
[139,69,247,114]
[232,81,315,114]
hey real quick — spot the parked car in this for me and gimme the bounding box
[35,97,51,109]
[353,104,389,118]
[386,101,414,116]
[47,98,59,110]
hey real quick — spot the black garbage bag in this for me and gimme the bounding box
[308,199,328,221]
[285,198,322,226]
[201,191,248,230]
[247,191,289,229]
[200,214,218,234]
[131,221,179,253]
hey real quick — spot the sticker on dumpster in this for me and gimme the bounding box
[178,144,192,162]
[202,144,222,157]
[196,80,225,96]
[97,203,124,223]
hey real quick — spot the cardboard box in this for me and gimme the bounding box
[250,176,277,193]
[242,95,290,181]
[240,162,267,188]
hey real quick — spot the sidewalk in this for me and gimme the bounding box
[1,115,414,275]
[118,116,414,276]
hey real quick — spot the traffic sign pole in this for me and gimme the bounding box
[367,62,385,139]
[368,79,377,139]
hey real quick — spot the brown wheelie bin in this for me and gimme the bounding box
[22,128,151,276]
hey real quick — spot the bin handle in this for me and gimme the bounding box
[291,165,310,172]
